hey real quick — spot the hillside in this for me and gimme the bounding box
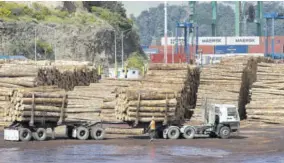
[0,1,142,67]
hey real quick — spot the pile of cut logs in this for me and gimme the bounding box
[192,56,272,123]
[115,64,200,125]
[0,61,99,126]
[246,62,284,124]
[4,87,67,125]
[66,79,140,123]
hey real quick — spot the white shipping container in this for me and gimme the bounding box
[198,37,226,45]
[226,36,259,45]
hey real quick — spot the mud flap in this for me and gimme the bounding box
[4,129,19,141]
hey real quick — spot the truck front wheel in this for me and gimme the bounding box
[219,126,230,139]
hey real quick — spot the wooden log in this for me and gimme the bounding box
[128,99,177,107]
[105,128,144,135]
[124,117,174,122]
[21,98,66,105]
[16,111,61,117]
[0,82,24,88]
[246,109,284,116]
[15,117,61,122]
[127,111,175,117]
[101,101,116,109]
[18,92,65,98]
[127,106,176,112]
[66,108,101,113]
[17,105,61,112]
[148,63,189,70]
[125,90,176,100]
[0,77,36,87]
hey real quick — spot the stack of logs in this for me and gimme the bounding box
[0,61,99,126]
[246,62,284,124]
[4,87,67,125]
[115,64,200,125]
[192,56,273,123]
[66,79,140,123]
[100,79,141,123]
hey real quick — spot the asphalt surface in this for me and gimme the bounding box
[0,121,284,163]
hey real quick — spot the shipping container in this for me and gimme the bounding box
[143,48,159,54]
[226,36,259,45]
[197,45,215,54]
[214,45,248,54]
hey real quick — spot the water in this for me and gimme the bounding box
[0,144,283,163]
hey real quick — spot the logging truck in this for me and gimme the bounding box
[158,104,240,139]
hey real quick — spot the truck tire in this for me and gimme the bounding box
[167,127,180,139]
[90,127,105,140]
[19,128,32,141]
[183,127,195,139]
[219,126,230,139]
[33,128,47,141]
[76,127,89,140]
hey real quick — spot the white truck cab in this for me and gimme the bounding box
[163,104,240,139]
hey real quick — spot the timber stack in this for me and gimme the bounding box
[246,62,284,124]
[4,87,67,125]
[115,64,200,125]
[100,78,141,123]
[66,79,140,123]
[192,56,273,123]
[0,61,99,126]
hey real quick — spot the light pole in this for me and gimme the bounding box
[32,20,38,62]
[110,29,117,78]
[168,31,174,63]
[121,28,132,68]
[45,25,57,61]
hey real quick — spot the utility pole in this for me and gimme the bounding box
[121,28,132,68]
[212,1,217,36]
[34,27,37,62]
[256,1,263,36]
[235,1,241,36]
[164,1,168,64]
[114,31,117,78]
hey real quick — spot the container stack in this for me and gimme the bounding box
[4,87,67,125]
[192,56,272,123]
[115,64,200,125]
[246,62,284,124]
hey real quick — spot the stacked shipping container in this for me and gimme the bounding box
[148,36,284,63]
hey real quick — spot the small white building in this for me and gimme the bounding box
[108,68,141,79]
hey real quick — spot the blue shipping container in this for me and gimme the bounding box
[143,48,159,54]
[141,45,149,49]
[214,45,248,54]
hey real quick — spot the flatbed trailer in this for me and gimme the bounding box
[4,120,130,141]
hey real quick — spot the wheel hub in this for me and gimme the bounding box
[223,130,229,135]
[80,131,86,136]
[96,131,102,137]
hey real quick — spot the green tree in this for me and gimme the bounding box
[126,52,145,71]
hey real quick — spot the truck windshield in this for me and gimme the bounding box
[227,107,237,116]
